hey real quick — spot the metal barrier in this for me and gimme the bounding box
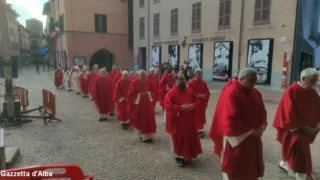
[2,87,29,112]
[0,164,94,180]
[41,89,61,124]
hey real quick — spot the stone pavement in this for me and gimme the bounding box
[0,67,319,180]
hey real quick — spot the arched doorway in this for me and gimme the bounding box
[89,49,115,72]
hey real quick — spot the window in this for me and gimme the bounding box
[10,28,13,36]
[153,13,160,37]
[139,17,145,38]
[192,2,201,33]
[154,0,160,4]
[139,0,144,8]
[218,0,231,29]
[94,14,107,33]
[59,15,65,33]
[254,0,271,25]
[11,42,14,50]
[170,8,178,35]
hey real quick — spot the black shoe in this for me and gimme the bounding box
[126,123,130,127]
[99,118,103,121]
[175,158,185,167]
[122,124,128,130]
[199,131,205,138]
[76,92,80,95]
[110,112,115,116]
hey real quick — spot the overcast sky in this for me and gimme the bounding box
[7,0,47,30]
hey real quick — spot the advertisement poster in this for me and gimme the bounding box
[152,46,161,68]
[247,39,273,84]
[73,57,85,66]
[168,45,180,72]
[188,44,203,76]
[213,42,233,80]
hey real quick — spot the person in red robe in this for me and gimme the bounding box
[273,68,320,180]
[106,69,116,116]
[209,68,267,180]
[147,68,159,108]
[164,72,202,167]
[88,64,99,100]
[91,68,114,121]
[114,68,123,84]
[114,71,131,130]
[158,66,174,111]
[127,70,156,142]
[188,68,210,138]
[54,66,63,89]
[109,66,119,81]
[79,65,90,97]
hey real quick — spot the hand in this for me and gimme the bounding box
[302,126,318,135]
[197,94,205,99]
[252,128,264,137]
[180,104,189,111]
[187,104,195,110]
[123,97,128,102]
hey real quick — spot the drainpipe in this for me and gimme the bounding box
[237,0,244,71]
[147,0,150,71]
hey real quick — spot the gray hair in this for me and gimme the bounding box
[138,70,146,76]
[122,71,129,76]
[300,68,319,79]
[150,67,156,72]
[238,68,257,79]
[194,68,203,74]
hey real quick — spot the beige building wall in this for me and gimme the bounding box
[133,0,297,88]
[0,0,10,61]
[6,4,20,58]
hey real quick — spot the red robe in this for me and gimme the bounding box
[188,78,210,131]
[158,72,174,110]
[115,72,122,84]
[209,80,267,180]
[91,75,114,114]
[114,78,131,122]
[127,79,156,134]
[54,68,63,88]
[88,72,99,97]
[273,82,320,175]
[109,70,118,81]
[164,86,202,160]
[146,74,159,104]
[108,76,116,112]
[79,73,90,95]
[129,75,136,82]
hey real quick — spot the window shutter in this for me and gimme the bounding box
[103,15,107,32]
[94,14,99,32]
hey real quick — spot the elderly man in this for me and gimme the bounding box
[114,71,131,130]
[115,68,123,84]
[127,70,156,142]
[273,68,320,180]
[129,71,136,81]
[91,68,114,121]
[88,64,99,100]
[188,68,210,138]
[72,66,81,95]
[110,66,120,81]
[164,72,202,167]
[147,68,159,107]
[79,65,90,97]
[209,68,267,180]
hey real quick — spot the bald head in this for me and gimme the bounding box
[129,71,134,75]
[112,66,116,70]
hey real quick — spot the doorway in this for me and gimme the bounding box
[90,49,114,72]
[138,47,147,70]
[299,52,313,74]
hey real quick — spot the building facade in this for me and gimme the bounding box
[48,0,133,71]
[18,23,31,63]
[6,4,20,61]
[26,18,43,60]
[0,0,10,61]
[134,0,297,88]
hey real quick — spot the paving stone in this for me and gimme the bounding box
[0,67,319,179]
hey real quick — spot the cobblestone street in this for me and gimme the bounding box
[1,67,319,180]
